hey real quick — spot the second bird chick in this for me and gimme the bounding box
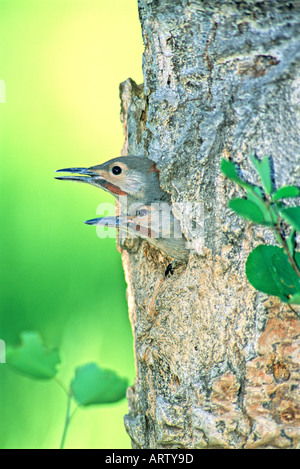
[85,203,190,263]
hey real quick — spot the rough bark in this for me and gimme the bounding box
[120,0,300,449]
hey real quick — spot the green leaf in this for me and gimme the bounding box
[6,331,61,380]
[220,159,240,181]
[246,245,300,302]
[246,245,285,298]
[71,362,128,406]
[247,185,263,200]
[271,252,300,299]
[279,206,300,231]
[288,293,300,305]
[250,153,260,171]
[259,157,273,194]
[286,229,296,258]
[246,187,276,225]
[250,154,273,194]
[272,186,300,202]
[220,159,251,189]
[295,251,300,270]
[228,198,270,225]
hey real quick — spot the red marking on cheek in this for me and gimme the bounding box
[149,163,160,174]
[135,224,156,238]
[103,182,127,196]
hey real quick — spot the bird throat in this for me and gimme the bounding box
[103,182,127,196]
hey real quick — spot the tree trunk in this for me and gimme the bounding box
[120,0,300,449]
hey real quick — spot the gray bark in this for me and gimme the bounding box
[119,0,300,449]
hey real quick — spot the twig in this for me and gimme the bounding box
[275,220,300,279]
[59,393,72,449]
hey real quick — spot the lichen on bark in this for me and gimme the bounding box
[120,0,300,449]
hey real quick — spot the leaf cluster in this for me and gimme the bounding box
[221,155,300,304]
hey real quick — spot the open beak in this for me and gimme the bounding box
[84,215,159,239]
[55,167,104,185]
[84,216,131,227]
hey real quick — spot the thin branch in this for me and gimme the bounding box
[54,377,69,396]
[275,220,300,279]
[59,393,73,450]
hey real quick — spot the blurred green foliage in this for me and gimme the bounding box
[0,0,143,449]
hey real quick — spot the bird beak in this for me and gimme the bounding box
[84,216,130,227]
[84,215,159,239]
[54,167,105,185]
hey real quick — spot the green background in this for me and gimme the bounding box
[0,0,143,449]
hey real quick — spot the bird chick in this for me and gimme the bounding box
[55,156,170,208]
[85,203,190,263]
[56,156,189,268]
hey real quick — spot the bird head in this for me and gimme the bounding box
[84,207,158,239]
[55,156,170,205]
[84,203,190,262]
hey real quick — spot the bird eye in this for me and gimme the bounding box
[136,209,148,217]
[111,165,122,175]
